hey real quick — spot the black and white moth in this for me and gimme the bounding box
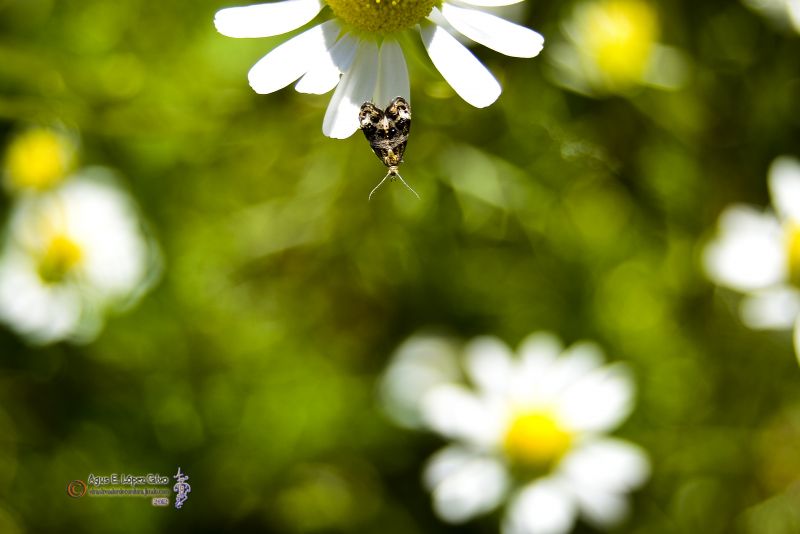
[359,96,419,200]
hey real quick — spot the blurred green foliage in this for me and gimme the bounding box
[0,0,799,532]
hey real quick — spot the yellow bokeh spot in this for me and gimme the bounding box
[4,129,74,191]
[785,223,800,286]
[325,0,438,34]
[503,410,573,468]
[37,235,83,284]
[583,0,658,89]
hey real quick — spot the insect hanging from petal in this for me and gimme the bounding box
[359,97,419,201]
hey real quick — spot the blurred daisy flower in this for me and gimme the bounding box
[0,169,160,344]
[381,332,650,534]
[548,0,686,96]
[214,0,544,138]
[3,127,76,193]
[704,157,800,363]
[743,0,800,33]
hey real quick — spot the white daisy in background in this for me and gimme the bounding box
[0,169,160,344]
[704,156,800,363]
[381,332,650,534]
[214,0,544,138]
[2,127,77,193]
[548,0,687,96]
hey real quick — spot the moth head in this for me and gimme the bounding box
[359,102,383,129]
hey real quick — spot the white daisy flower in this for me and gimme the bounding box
[704,156,800,363]
[214,0,544,138]
[0,169,160,344]
[382,332,650,534]
[548,0,687,96]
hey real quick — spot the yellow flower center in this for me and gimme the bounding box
[583,0,658,89]
[4,129,74,191]
[785,223,800,286]
[37,235,83,284]
[503,410,573,468]
[325,0,439,35]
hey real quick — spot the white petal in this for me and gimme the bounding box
[373,38,411,106]
[504,479,576,534]
[452,0,525,7]
[421,384,505,448]
[570,487,629,528]
[740,286,800,329]
[420,19,501,108]
[464,336,515,395]
[768,156,800,222]
[248,20,340,94]
[703,205,787,292]
[379,334,462,429]
[534,341,604,399]
[557,363,633,433]
[214,0,324,38]
[322,40,379,138]
[295,33,358,94]
[510,332,561,403]
[560,438,650,494]
[424,446,509,523]
[440,4,543,58]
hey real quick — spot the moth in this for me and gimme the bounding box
[359,96,419,200]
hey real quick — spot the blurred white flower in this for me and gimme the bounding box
[704,156,800,363]
[743,0,800,33]
[214,0,544,138]
[548,0,687,96]
[382,332,650,534]
[0,169,160,344]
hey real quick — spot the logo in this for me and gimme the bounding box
[66,479,87,498]
[173,467,191,509]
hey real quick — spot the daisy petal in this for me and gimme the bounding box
[561,438,650,493]
[323,40,379,138]
[557,363,633,433]
[374,38,411,106]
[464,336,514,395]
[703,205,786,292]
[440,4,544,58]
[420,19,501,108]
[421,384,505,447]
[768,156,800,222]
[424,446,509,523]
[295,33,358,94]
[453,0,525,7]
[740,286,800,330]
[504,479,576,534]
[248,20,340,94]
[379,335,461,429]
[214,0,324,38]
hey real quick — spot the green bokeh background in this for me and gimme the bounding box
[1,0,800,532]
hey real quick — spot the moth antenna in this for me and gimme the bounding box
[368,171,393,201]
[394,171,420,200]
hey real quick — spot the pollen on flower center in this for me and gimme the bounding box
[325,0,439,35]
[38,235,83,284]
[583,0,658,87]
[503,411,573,468]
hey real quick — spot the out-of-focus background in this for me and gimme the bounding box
[0,0,799,532]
